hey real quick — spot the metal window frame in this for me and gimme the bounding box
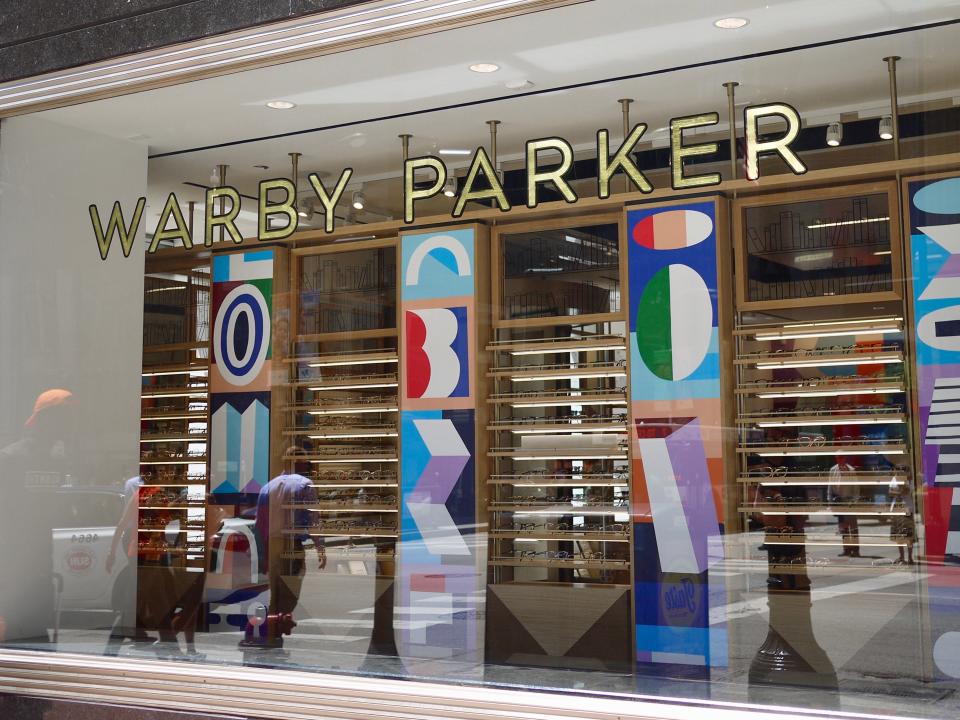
[0,649,903,720]
[0,0,583,117]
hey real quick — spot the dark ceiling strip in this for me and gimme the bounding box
[149,16,960,160]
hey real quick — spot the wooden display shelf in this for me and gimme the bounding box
[489,557,629,570]
[488,474,629,486]
[310,477,398,487]
[140,456,208,465]
[486,335,626,355]
[285,374,399,390]
[289,454,398,463]
[141,410,208,421]
[736,410,906,426]
[487,419,627,434]
[736,348,903,369]
[737,471,908,486]
[488,364,627,381]
[137,504,207,511]
[736,377,904,398]
[285,426,398,438]
[140,433,209,442]
[285,528,398,538]
[757,534,908,547]
[489,390,628,407]
[488,502,628,514]
[142,341,209,354]
[740,504,908,515]
[488,448,628,460]
[142,362,210,376]
[764,562,911,575]
[285,350,398,367]
[295,328,397,344]
[138,524,206,533]
[288,402,399,414]
[490,529,630,542]
[141,386,208,398]
[282,504,397,513]
[735,317,904,340]
[738,441,906,456]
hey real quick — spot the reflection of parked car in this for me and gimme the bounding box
[207,507,267,632]
[48,486,128,616]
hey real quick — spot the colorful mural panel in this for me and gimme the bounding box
[627,200,726,670]
[397,228,484,670]
[209,249,274,496]
[908,174,960,680]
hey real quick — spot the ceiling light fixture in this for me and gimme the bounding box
[826,121,843,147]
[439,149,471,156]
[266,100,296,110]
[443,177,457,198]
[469,62,500,73]
[352,190,365,210]
[505,79,533,90]
[714,17,749,29]
[879,114,894,140]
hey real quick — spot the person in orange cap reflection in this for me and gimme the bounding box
[0,389,76,645]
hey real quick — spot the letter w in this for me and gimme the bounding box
[89,198,146,260]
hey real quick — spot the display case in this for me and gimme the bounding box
[485,215,633,671]
[734,182,902,310]
[283,240,400,653]
[733,187,917,573]
[139,261,211,571]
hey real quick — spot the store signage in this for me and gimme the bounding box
[89,103,806,260]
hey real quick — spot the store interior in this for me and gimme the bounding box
[2,1,960,717]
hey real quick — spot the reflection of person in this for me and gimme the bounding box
[104,476,152,653]
[890,480,916,565]
[829,460,860,558]
[253,460,325,649]
[0,389,75,645]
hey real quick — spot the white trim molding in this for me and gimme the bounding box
[0,650,913,720]
[0,0,583,116]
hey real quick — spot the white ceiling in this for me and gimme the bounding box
[37,0,960,231]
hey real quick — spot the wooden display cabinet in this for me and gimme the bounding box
[484,213,634,672]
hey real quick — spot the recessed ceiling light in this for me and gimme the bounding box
[714,17,749,29]
[254,164,270,170]
[439,149,472,156]
[266,100,296,110]
[469,62,500,73]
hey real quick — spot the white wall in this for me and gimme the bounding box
[0,115,147,639]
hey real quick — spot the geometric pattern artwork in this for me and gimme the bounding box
[910,175,960,492]
[209,395,270,494]
[637,418,719,575]
[405,306,469,399]
[926,378,960,484]
[209,249,274,496]
[627,200,725,671]
[948,487,960,556]
[635,264,713,381]
[397,228,484,672]
[907,173,960,679]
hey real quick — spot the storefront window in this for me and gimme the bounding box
[2,1,960,717]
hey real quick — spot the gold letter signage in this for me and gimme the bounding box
[92,101,809,259]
